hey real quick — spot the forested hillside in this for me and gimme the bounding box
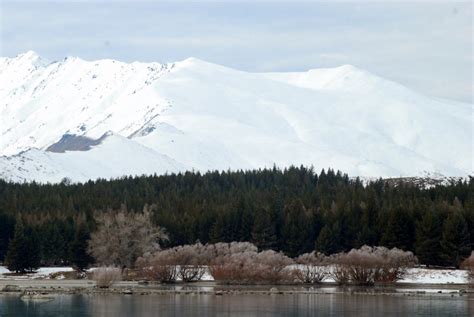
[0,167,472,267]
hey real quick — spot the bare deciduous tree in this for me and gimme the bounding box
[88,204,167,268]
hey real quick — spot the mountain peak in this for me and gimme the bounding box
[17,50,40,59]
[15,50,49,67]
[176,56,217,68]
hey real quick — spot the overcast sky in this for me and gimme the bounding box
[1,0,472,102]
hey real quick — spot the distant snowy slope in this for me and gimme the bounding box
[0,52,472,182]
[0,133,185,183]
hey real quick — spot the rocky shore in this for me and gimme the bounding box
[1,279,473,299]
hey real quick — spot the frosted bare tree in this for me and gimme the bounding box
[88,204,168,268]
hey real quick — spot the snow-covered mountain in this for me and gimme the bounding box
[0,51,472,183]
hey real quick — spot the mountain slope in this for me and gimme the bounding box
[0,52,472,182]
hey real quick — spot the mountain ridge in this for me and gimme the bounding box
[0,52,472,183]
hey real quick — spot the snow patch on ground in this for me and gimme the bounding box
[0,266,74,280]
[0,266,469,284]
[402,268,468,284]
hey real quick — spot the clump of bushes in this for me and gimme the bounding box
[135,243,417,285]
[137,242,293,284]
[136,242,211,283]
[329,246,417,285]
[92,266,122,288]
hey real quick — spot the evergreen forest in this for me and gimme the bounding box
[0,167,472,269]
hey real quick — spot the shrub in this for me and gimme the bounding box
[209,247,293,284]
[173,243,208,282]
[92,266,122,288]
[372,247,417,283]
[254,250,294,283]
[330,264,351,285]
[136,242,211,283]
[329,246,417,285]
[136,250,178,283]
[292,252,329,284]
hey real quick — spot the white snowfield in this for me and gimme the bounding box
[0,51,472,183]
[0,266,74,280]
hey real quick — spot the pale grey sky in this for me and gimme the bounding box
[1,0,472,102]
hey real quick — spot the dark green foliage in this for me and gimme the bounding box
[0,213,15,262]
[381,207,415,251]
[251,208,277,250]
[69,223,94,271]
[440,212,471,268]
[5,218,40,273]
[315,224,339,255]
[282,199,312,257]
[415,209,443,266]
[0,168,472,266]
[42,217,76,266]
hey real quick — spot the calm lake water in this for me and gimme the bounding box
[1,293,473,317]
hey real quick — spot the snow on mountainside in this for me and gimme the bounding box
[0,51,472,183]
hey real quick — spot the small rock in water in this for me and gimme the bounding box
[122,289,133,295]
[2,285,21,292]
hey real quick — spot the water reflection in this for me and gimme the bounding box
[0,293,471,317]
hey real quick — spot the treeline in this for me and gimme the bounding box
[0,167,472,267]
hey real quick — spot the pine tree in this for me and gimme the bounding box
[4,218,26,272]
[251,208,277,250]
[282,200,311,257]
[0,213,15,262]
[210,214,226,243]
[5,218,40,273]
[315,224,339,255]
[41,221,64,266]
[25,226,41,271]
[440,212,471,268]
[239,207,253,242]
[381,207,415,251]
[415,210,443,266]
[70,223,94,271]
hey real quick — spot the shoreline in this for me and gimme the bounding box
[1,280,473,298]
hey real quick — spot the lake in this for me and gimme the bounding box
[1,292,473,317]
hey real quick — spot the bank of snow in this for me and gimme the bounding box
[0,267,74,280]
[0,266,469,284]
